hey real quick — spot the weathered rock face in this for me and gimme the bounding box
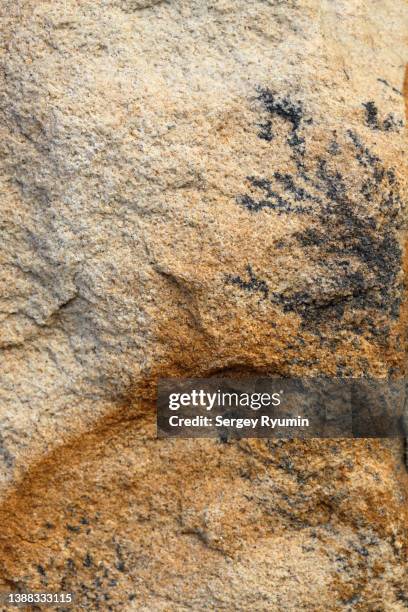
[0,0,408,609]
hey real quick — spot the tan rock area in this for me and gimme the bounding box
[0,0,408,609]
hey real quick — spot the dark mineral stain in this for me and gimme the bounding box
[0,434,14,469]
[362,101,402,132]
[273,172,322,205]
[256,87,312,152]
[115,544,126,573]
[346,129,381,169]
[328,139,340,155]
[377,78,403,96]
[258,119,273,142]
[83,553,93,567]
[66,558,76,570]
[229,88,404,336]
[396,590,408,604]
[257,88,304,133]
[363,101,380,129]
[236,175,312,214]
[225,265,269,300]
[218,431,229,443]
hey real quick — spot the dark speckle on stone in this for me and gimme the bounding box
[328,139,340,155]
[236,175,312,214]
[66,558,76,570]
[377,77,403,96]
[115,544,126,573]
[363,101,379,129]
[84,553,93,567]
[257,87,304,133]
[225,264,269,300]
[362,100,402,132]
[219,430,229,443]
[396,590,408,604]
[0,433,14,468]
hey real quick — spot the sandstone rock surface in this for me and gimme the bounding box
[0,0,408,609]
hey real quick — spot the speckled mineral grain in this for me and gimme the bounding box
[0,0,408,610]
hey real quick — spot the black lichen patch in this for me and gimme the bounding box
[257,88,303,133]
[239,90,317,215]
[59,545,133,610]
[363,101,380,129]
[237,175,313,214]
[256,88,311,150]
[291,130,404,328]
[273,172,322,205]
[362,101,403,132]
[225,265,269,300]
[271,274,367,324]
[228,88,405,337]
[225,263,375,328]
[258,119,273,142]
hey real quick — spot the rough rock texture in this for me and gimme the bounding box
[0,0,408,610]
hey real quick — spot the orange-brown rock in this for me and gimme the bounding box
[0,0,407,609]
